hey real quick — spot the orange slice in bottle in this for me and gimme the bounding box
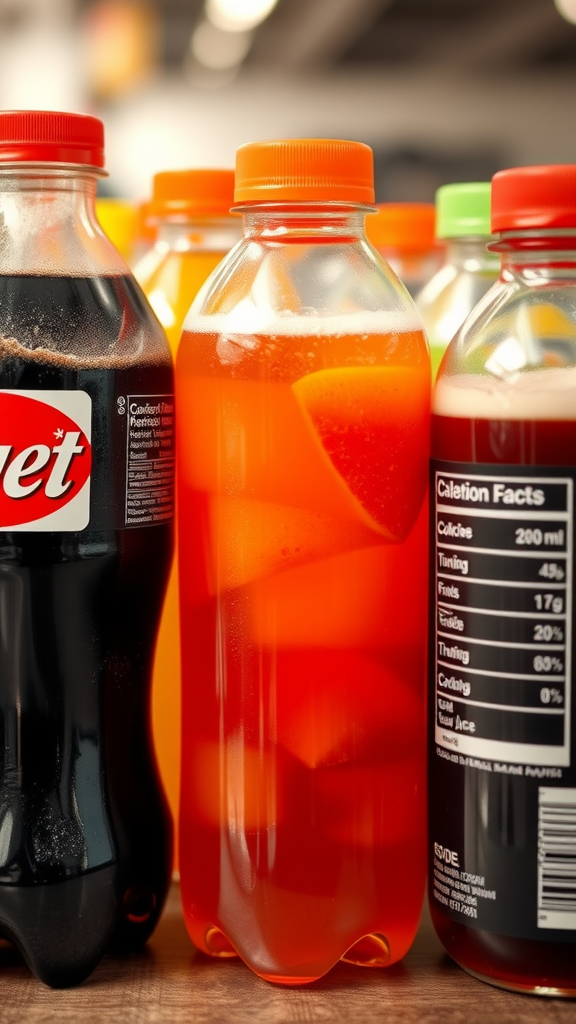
[178,376,380,526]
[246,502,428,648]
[292,365,429,542]
[208,495,377,592]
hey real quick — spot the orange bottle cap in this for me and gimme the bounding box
[149,168,235,218]
[366,203,437,252]
[234,139,375,205]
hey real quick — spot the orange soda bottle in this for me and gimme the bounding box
[176,139,430,983]
[366,202,444,297]
[136,169,239,870]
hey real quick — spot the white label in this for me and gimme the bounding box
[0,389,92,532]
[538,787,576,929]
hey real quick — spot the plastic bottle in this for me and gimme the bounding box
[177,138,430,984]
[135,168,238,871]
[0,111,173,987]
[366,202,443,297]
[96,197,139,263]
[416,183,499,378]
[134,169,238,348]
[430,165,576,996]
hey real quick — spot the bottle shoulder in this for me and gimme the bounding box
[183,235,424,336]
[436,274,576,412]
[418,266,500,347]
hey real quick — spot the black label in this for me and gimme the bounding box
[430,461,576,940]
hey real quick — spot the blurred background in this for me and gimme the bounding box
[1,0,575,199]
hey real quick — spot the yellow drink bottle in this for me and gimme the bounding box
[135,169,239,870]
[96,197,139,263]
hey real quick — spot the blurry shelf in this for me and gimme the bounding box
[0,884,574,1023]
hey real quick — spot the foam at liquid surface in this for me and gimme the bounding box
[0,334,170,370]
[435,369,576,421]
[183,308,424,337]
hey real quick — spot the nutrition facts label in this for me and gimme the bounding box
[124,393,175,527]
[432,463,573,767]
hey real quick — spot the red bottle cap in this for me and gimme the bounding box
[0,111,105,169]
[491,165,576,232]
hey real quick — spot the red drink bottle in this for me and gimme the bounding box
[430,165,576,995]
[0,112,173,986]
[177,139,430,984]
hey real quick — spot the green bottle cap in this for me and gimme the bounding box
[435,181,492,239]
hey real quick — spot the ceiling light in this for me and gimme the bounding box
[206,0,279,33]
[191,18,252,70]
[555,0,576,25]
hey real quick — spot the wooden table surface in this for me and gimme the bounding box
[0,884,574,1023]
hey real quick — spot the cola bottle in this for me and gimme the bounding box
[0,112,173,986]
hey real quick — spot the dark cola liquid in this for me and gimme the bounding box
[430,412,576,994]
[0,276,173,986]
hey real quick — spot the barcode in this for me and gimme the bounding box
[538,787,576,930]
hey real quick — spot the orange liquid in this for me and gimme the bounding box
[177,327,430,982]
[139,247,227,871]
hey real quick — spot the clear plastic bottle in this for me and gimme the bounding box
[430,165,576,996]
[416,182,499,378]
[366,202,443,297]
[177,139,430,984]
[135,168,238,871]
[0,111,173,986]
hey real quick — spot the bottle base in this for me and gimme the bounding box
[0,866,118,987]
[110,885,163,952]
[258,972,324,986]
[199,925,393,981]
[242,934,392,986]
[341,932,391,967]
[431,902,576,998]
[462,965,576,999]
[204,926,238,958]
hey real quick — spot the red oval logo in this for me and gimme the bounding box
[0,390,92,530]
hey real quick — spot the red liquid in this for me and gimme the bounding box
[177,328,429,983]
[431,410,576,995]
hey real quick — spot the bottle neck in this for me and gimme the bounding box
[0,165,126,276]
[443,235,499,273]
[240,204,369,242]
[155,217,240,253]
[491,228,576,280]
